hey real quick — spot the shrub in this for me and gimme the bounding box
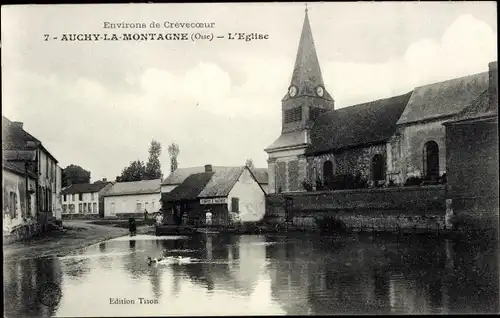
[314,215,347,234]
[302,181,313,192]
[404,176,423,186]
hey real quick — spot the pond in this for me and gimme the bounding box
[3,233,499,316]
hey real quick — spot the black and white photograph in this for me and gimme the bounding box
[2,2,498,317]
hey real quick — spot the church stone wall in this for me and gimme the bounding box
[399,120,447,180]
[306,144,387,183]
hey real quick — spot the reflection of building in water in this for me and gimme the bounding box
[4,257,63,318]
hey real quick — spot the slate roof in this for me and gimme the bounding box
[162,172,215,202]
[445,88,498,124]
[162,166,268,185]
[103,179,161,197]
[252,168,269,185]
[306,92,413,155]
[61,182,112,195]
[265,130,309,152]
[397,72,489,125]
[198,166,245,198]
[2,160,37,179]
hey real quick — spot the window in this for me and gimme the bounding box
[72,194,75,202]
[69,204,75,213]
[64,194,67,202]
[309,107,327,122]
[284,107,302,123]
[83,203,87,213]
[79,203,82,213]
[78,193,83,201]
[231,198,239,213]
[145,202,149,211]
[152,201,155,210]
[88,203,92,213]
[372,154,386,182]
[93,203,97,213]
[323,161,334,186]
[424,141,440,181]
[9,192,18,219]
[62,204,67,213]
[136,202,142,212]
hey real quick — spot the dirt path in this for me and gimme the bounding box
[3,220,153,262]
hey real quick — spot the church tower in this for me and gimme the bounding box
[265,7,334,193]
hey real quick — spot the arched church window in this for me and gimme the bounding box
[323,161,333,186]
[371,154,385,182]
[424,141,440,181]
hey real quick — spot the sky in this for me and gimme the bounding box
[1,2,497,182]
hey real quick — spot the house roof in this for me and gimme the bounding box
[447,88,498,123]
[198,166,245,198]
[265,130,309,152]
[252,168,269,185]
[61,182,112,195]
[397,72,489,125]
[2,160,37,179]
[103,179,161,197]
[162,166,268,185]
[306,91,413,155]
[2,116,58,163]
[162,172,215,202]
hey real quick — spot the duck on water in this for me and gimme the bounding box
[147,256,193,266]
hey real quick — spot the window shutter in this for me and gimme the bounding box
[231,198,239,212]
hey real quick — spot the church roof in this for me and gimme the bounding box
[445,88,498,124]
[265,130,309,152]
[282,8,333,101]
[397,71,489,125]
[306,92,413,155]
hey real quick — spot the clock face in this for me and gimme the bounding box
[316,86,324,97]
[289,86,297,97]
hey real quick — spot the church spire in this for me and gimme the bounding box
[286,5,332,100]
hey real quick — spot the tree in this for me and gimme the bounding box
[62,165,91,187]
[245,158,255,171]
[168,142,180,173]
[116,160,146,182]
[144,140,162,180]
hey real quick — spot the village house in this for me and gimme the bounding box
[103,178,161,218]
[61,179,114,219]
[2,116,62,241]
[265,8,493,193]
[161,164,266,226]
[161,166,269,194]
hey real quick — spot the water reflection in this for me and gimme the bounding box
[2,233,498,317]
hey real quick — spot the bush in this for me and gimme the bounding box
[325,173,368,190]
[404,176,423,186]
[302,181,313,192]
[314,215,347,234]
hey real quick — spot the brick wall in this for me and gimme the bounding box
[265,185,447,231]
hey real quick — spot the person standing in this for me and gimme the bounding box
[144,209,148,220]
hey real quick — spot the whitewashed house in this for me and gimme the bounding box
[2,116,62,241]
[103,179,161,218]
[61,180,114,218]
[161,166,269,194]
[162,165,266,225]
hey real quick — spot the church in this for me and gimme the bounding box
[265,8,492,194]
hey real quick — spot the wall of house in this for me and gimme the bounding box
[104,193,161,217]
[37,149,59,219]
[268,147,308,193]
[227,168,266,223]
[54,166,62,221]
[265,186,447,232]
[398,120,447,180]
[445,119,499,231]
[2,169,37,233]
[62,192,100,216]
[306,144,388,185]
[98,183,114,218]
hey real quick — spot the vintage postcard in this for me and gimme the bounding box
[2,2,498,317]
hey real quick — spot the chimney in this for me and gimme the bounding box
[488,61,498,110]
[102,178,107,182]
[205,164,213,173]
[12,121,23,129]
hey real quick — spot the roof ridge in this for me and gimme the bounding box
[414,71,488,89]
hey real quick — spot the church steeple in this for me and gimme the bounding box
[285,5,333,101]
